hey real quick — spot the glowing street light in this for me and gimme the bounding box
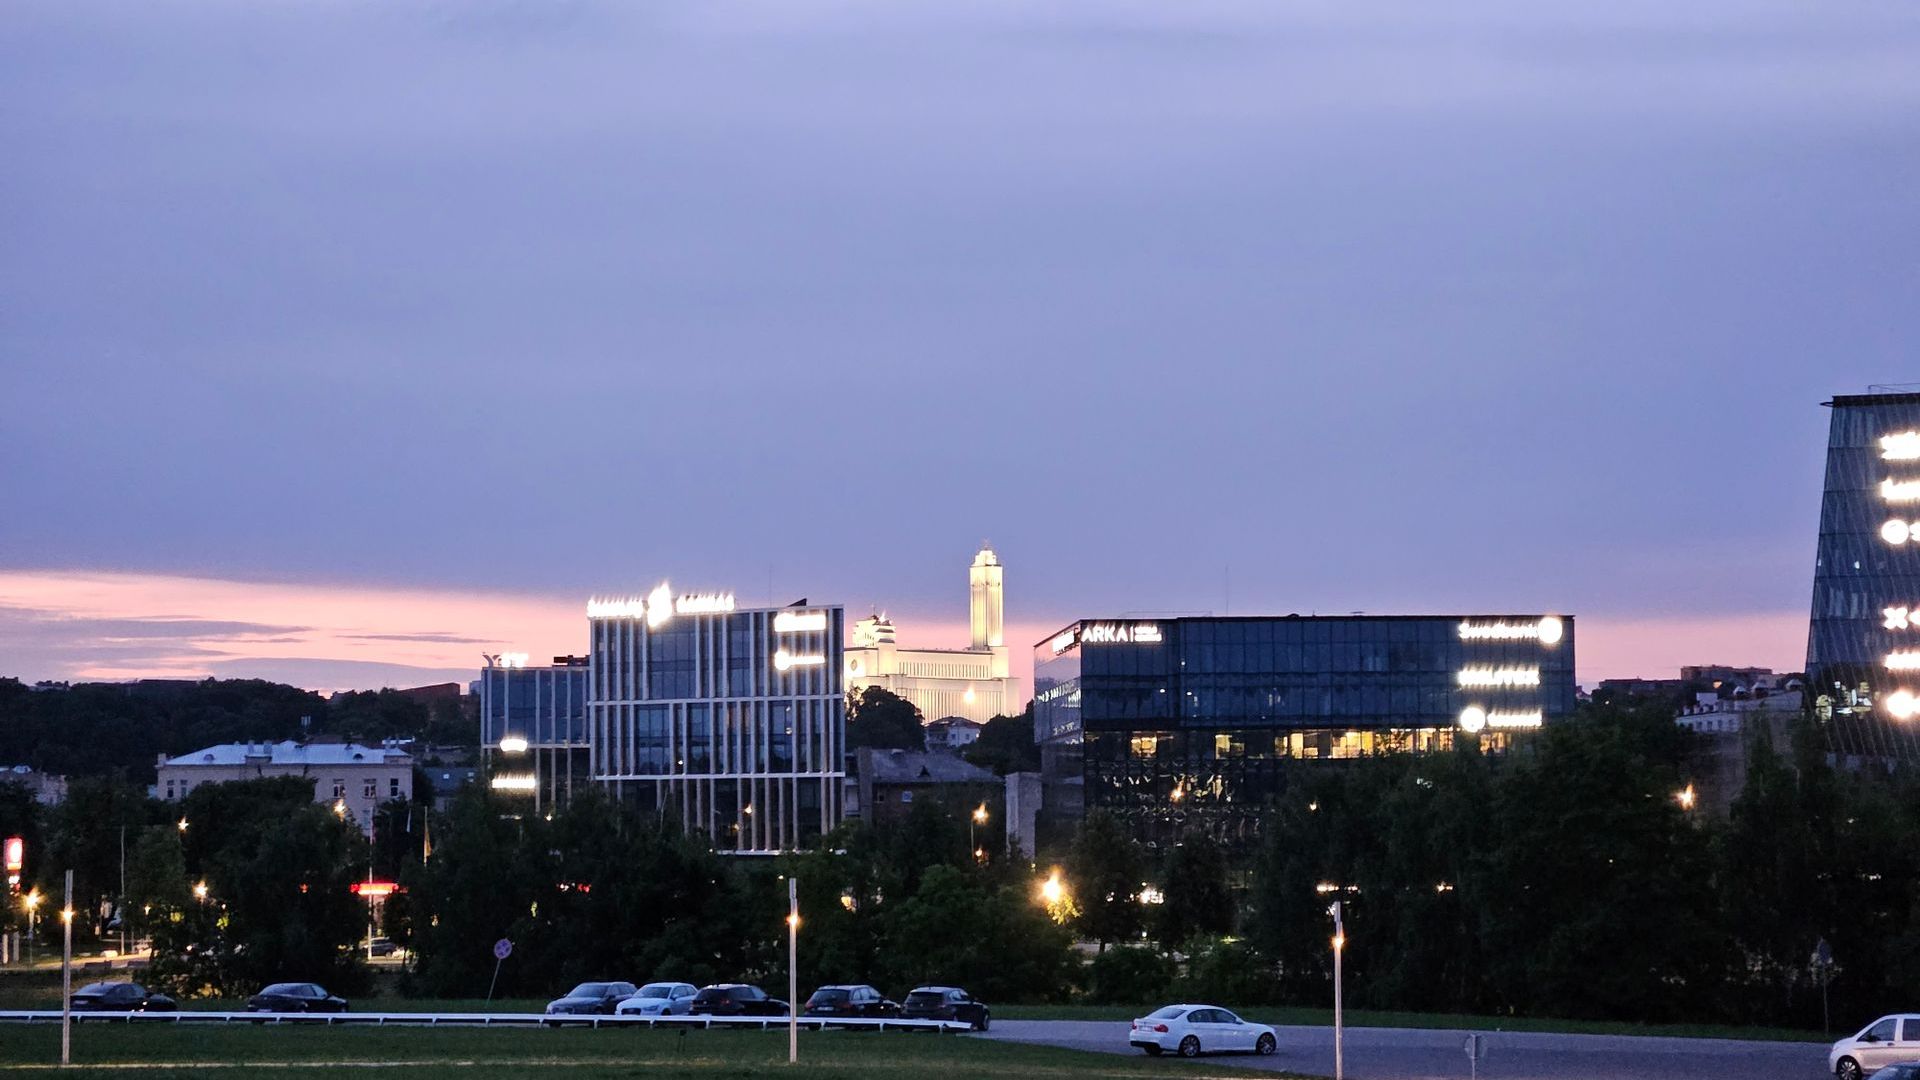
[1676,783,1697,812]
[1037,868,1074,924]
[970,803,989,861]
[193,881,209,902]
[177,818,189,833]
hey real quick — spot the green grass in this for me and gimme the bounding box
[994,1003,1829,1043]
[0,1024,1312,1078]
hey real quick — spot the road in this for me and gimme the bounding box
[982,1020,1831,1080]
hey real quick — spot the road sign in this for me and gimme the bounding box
[493,938,513,961]
[1465,1033,1487,1080]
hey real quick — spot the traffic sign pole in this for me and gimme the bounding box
[487,938,513,1005]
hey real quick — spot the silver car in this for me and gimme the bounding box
[616,982,699,1016]
[1831,1015,1920,1080]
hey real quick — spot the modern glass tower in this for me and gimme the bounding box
[1035,613,1575,846]
[477,654,591,813]
[587,586,845,853]
[1809,390,1920,758]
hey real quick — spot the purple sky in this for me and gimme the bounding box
[3,1,1917,692]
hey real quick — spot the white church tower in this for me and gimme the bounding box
[843,545,1020,723]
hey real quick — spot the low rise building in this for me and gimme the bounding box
[925,717,983,750]
[846,747,1001,829]
[0,765,67,806]
[156,740,413,834]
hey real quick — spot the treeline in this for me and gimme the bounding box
[0,676,471,778]
[1065,700,1920,1032]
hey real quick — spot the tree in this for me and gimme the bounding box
[846,687,925,751]
[124,826,192,940]
[962,704,1039,776]
[1154,835,1234,948]
[876,864,1076,1003]
[1066,811,1146,951]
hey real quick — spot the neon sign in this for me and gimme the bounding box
[1455,667,1541,688]
[1885,520,1917,546]
[490,775,537,792]
[773,611,828,634]
[1458,616,1563,644]
[1882,432,1920,460]
[773,649,826,672]
[1887,689,1919,721]
[1458,706,1543,732]
[587,584,736,623]
[1885,652,1920,672]
[1049,628,1080,655]
[1081,623,1163,645]
[1884,478,1920,503]
[1887,607,1916,631]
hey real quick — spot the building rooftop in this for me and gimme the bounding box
[160,740,411,768]
[862,748,997,785]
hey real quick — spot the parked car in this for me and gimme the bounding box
[803,985,900,1018]
[69,981,176,1013]
[688,984,790,1017]
[1869,1066,1920,1080]
[1833,1015,1920,1080]
[245,983,349,1013]
[615,982,700,1016]
[900,986,990,1031]
[545,982,640,1019]
[1129,1004,1277,1058]
[364,937,399,957]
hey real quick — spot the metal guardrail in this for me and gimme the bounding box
[0,1010,972,1033]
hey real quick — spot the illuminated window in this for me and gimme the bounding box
[1130,736,1157,759]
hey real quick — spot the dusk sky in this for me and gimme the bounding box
[4,1,1917,694]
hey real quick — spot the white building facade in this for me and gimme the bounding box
[155,740,412,835]
[845,547,1019,723]
[588,585,844,854]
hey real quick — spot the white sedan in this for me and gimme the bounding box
[615,982,700,1016]
[1130,1003,1278,1058]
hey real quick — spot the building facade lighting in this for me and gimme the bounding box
[773,611,828,634]
[490,774,538,792]
[1455,667,1542,688]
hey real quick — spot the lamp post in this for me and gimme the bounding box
[971,804,988,862]
[1330,900,1345,1080]
[61,869,73,1068]
[22,891,40,967]
[787,877,799,1065]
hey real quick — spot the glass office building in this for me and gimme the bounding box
[1809,391,1920,758]
[478,655,591,813]
[1034,614,1575,845]
[588,587,845,853]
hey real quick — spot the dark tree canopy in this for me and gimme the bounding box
[846,686,926,751]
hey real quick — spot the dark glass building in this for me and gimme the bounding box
[1809,391,1920,758]
[478,654,591,813]
[1034,614,1575,846]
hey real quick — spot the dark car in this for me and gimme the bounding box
[245,983,348,1013]
[901,986,990,1030]
[545,981,639,1019]
[803,984,899,1019]
[688,983,790,1017]
[70,981,176,1013]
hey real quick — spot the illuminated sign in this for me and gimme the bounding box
[1882,432,1920,460]
[587,583,736,624]
[1081,623,1164,645]
[1455,667,1541,688]
[674,592,735,616]
[1887,689,1919,721]
[773,649,826,672]
[1885,520,1918,546]
[1888,607,1916,631]
[483,652,528,669]
[1050,628,1080,655]
[1886,652,1920,672]
[497,736,529,753]
[490,774,537,792]
[773,611,828,634]
[349,880,402,898]
[1884,478,1920,503]
[1458,616,1563,645]
[4,836,20,893]
[1458,706,1543,732]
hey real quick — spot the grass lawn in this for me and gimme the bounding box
[994,1003,1829,1043]
[0,1024,1311,1078]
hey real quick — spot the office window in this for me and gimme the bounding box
[332,779,345,799]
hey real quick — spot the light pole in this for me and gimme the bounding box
[22,891,40,967]
[1330,900,1345,1080]
[787,877,799,1065]
[61,869,73,1068]
[971,804,988,862]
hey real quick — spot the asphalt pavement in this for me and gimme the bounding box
[982,1019,1831,1080]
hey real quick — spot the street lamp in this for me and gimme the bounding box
[22,890,40,965]
[1676,784,1697,812]
[971,804,989,861]
[176,818,188,833]
[1037,868,1072,923]
[193,881,209,902]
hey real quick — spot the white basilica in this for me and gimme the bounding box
[844,546,1020,724]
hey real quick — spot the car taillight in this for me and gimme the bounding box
[1153,1023,1169,1032]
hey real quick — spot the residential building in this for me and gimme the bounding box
[925,717,983,750]
[478,653,590,812]
[1809,390,1920,759]
[845,747,1000,830]
[844,547,1019,724]
[1035,613,1576,846]
[155,740,413,834]
[587,586,844,853]
[0,765,66,806]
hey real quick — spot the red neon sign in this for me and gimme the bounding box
[3,837,21,874]
[350,880,402,898]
